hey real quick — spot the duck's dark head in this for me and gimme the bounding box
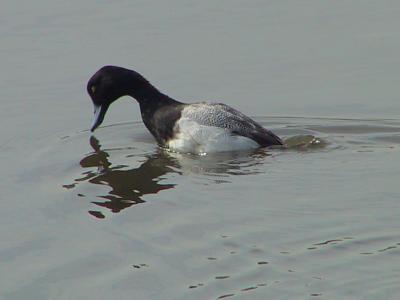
[87,65,152,132]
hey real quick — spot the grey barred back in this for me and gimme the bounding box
[180,103,283,146]
[181,103,260,131]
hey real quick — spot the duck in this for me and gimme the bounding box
[87,66,283,154]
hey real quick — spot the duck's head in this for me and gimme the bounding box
[87,66,151,132]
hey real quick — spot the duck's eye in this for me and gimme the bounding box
[91,86,96,94]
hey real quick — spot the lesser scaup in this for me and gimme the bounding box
[87,66,283,154]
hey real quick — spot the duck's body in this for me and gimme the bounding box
[87,66,283,154]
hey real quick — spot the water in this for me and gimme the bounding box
[1,1,400,299]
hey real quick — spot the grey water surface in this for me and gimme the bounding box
[1,1,400,299]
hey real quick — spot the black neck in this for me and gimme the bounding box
[130,86,180,109]
[128,85,182,141]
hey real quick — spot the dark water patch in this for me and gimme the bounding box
[378,245,397,252]
[257,283,267,286]
[188,285,198,289]
[241,286,258,291]
[88,210,105,219]
[215,275,230,280]
[132,264,148,269]
[307,237,359,252]
[217,293,235,299]
[62,183,76,189]
[188,283,205,289]
[314,239,343,246]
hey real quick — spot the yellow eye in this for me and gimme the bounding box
[91,86,96,94]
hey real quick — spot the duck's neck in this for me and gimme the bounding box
[128,85,182,142]
[130,85,181,115]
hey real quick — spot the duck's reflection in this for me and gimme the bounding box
[70,136,272,219]
[77,136,178,218]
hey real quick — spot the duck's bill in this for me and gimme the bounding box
[90,104,109,132]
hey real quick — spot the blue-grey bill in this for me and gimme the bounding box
[90,104,106,132]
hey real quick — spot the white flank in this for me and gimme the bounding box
[167,118,259,154]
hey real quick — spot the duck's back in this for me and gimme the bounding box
[166,102,282,154]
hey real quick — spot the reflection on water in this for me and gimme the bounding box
[60,117,400,221]
[22,116,400,299]
[70,136,178,218]
[64,134,279,218]
[166,148,273,177]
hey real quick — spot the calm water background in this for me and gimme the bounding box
[1,1,400,299]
